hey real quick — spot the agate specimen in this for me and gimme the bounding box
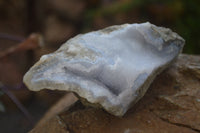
[23,22,185,116]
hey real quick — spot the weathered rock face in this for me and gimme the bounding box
[23,22,184,116]
[29,54,200,133]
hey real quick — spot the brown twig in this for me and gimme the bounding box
[0,33,43,59]
[0,32,25,42]
[36,92,78,127]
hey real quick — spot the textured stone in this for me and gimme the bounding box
[30,54,200,133]
[23,22,184,116]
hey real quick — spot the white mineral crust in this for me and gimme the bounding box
[23,22,185,116]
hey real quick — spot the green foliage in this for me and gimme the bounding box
[84,0,200,54]
[0,101,5,112]
[175,0,200,54]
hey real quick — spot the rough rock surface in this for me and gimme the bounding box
[24,22,184,116]
[30,54,200,133]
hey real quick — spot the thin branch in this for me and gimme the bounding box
[0,33,43,59]
[0,32,25,42]
[0,82,34,124]
[5,83,28,91]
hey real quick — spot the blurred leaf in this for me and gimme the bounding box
[0,90,4,96]
[0,101,5,112]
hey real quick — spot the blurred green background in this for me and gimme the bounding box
[84,0,200,54]
[0,0,200,54]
